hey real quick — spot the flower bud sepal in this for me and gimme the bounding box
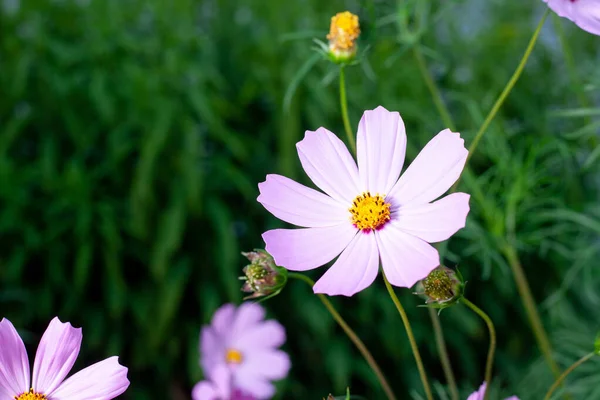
[239,249,288,301]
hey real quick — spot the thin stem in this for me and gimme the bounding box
[382,272,433,400]
[461,298,497,400]
[412,46,455,131]
[428,307,459,400]
[288,272,397,400]
[543,352,595,400]
[502,244,562,379]
[339,66,356,154]
[455,8,549,189]
[412,42,460,400]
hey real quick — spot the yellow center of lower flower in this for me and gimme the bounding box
[14,389,47,400]
[349,192,391,232]
[225,348,243,364]
[327,11,360,51]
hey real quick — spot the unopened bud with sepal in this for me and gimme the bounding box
[240,249,288,300]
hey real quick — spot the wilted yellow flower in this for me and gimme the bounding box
[327,11,360,63]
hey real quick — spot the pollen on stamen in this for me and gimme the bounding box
[15,389,47,400]
[349,192,391,232]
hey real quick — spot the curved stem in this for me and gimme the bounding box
[502,245,562,379]
[543,352,595,400]
[428,307,459,400]
[461,298,497,400]
[339,66,356,154]
[288,273,397,400]
[453,8,549,191]
[382,272,433,400]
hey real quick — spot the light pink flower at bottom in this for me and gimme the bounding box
[467,382,519,400]
[0,317,129,400]
[258,106,470,296]
[192,366,256,400]
[544,0,600,36]
[199,303,290,399]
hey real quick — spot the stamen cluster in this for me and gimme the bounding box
[349,192,391,232]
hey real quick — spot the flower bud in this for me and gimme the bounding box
[326,11,360,64]
[416,266,464,310]
[595,333,600,356]
[240,250,287,300]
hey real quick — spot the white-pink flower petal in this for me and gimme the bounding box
[545,0,600,36]
[50,356,129,400]
[263,224,356,271]
[232,303,266,334]
[388,129,467,206]
[296,127,360,203]
[376,222,440,288]
[258,174,347,227]
[0,318,30,398]
[357,106,407,194]
[32,317,82,395]
[313,233,379,296]
[393,193,470,243]
[234,321,286,350]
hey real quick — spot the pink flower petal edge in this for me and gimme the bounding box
[32,317,82,394]
[50,356,129,400]
[0,318,30,397]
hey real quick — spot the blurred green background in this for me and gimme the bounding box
[1,0,600,399]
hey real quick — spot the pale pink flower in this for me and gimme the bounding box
[544,0,600,36]
[196,303,290,399]
[0,317,129,400]
[192,366,256,400]
[467,382,519,400]
[258,106,470,296]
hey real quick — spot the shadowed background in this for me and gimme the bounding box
[1,0,600,399]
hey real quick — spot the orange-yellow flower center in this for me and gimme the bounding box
[225,348,243,364]
[349,192,391,232]
[327,11,360,52]
[15,389,47,400]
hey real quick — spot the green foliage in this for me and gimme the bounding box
[1,0,600,399]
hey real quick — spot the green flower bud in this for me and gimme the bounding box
[595,333,600,356]
[240,249,287,300]
[415,266,464,311]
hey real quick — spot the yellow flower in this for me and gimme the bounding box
[327,11,360,63]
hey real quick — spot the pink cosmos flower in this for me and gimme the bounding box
[196,303,290,399]
[192,366,256,400]
[0,317,129,400]
[258,106,470,296]
[544,0,600,36]
[467,382,519,400]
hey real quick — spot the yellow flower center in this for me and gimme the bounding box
[225,348,243,364]
[349,192,391,232]
[15,389,47,400]
[327,11,360,52]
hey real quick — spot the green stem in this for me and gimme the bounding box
[412,46,455,130]
[502,244,562,379]
[428,307,459,400]
[288,273,397,400]
[461,298,497,400]
[382,272,433,400]
[339,66,356,154]
[543,352,595,400]
[457,8,549,188]
[412,42,460,400]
